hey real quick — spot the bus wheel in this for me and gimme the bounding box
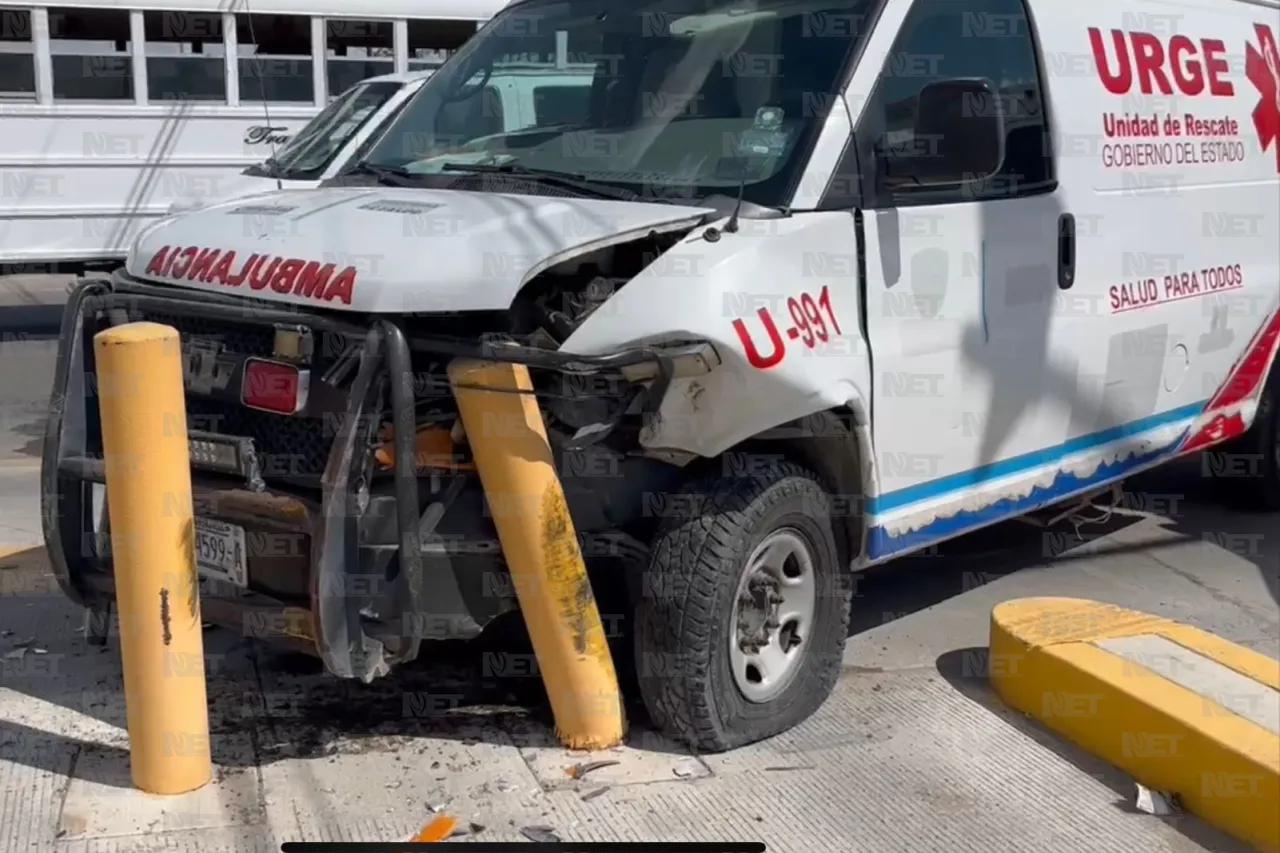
[1206,371,1280,512]
[633,461,852,753]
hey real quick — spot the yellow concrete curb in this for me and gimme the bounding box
[990,597,1279,852]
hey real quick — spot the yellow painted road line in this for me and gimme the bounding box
[990,597,1279,853]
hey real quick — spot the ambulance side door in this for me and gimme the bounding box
[843,0,1072,559]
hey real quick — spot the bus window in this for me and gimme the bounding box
[48,7,134,101]
[236,13,313,104]
[407,19,478,72]
[144,11,226,102]
[325,18,393,100]
[0,9,36,101]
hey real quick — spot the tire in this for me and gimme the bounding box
[633,461,852,752]
[1205,370,1280,512]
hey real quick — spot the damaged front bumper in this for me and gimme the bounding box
[42,273,715,681]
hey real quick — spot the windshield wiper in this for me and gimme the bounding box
[340,160,430,188]
[243,156,284,179]
[440,162,642,202]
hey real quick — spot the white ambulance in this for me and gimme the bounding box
[42,0,1280,753]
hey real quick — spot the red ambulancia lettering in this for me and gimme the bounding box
[249,257,281,290]
[188,248,220,282]
[169,247,199,278]
[229,254,261,287]
[207,251,236,284]
[323,267,356,305]
[1089,28,1234,96]
[293,261,336,299]
[270,259,306,294]
[145,245,169,276]
[143,246,357,305]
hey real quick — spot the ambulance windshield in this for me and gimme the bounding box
[361,0,874,207]
[261,80,404,179]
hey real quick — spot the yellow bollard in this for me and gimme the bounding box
[448,359,625,749]
[95,322,212,795]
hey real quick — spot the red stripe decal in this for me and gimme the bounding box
[1180,306,1280,454]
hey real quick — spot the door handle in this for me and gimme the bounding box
[1058,213,1076,290]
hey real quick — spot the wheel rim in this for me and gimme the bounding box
[728,527,818,703]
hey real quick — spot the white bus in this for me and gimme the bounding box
[0,0,504,274]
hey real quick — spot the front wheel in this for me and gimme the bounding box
[633,461,851,752]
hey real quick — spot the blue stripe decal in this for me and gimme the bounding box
[865,428,1187,561]
[866,399,1207,516]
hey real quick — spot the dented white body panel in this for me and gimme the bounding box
[122,0,1280,569]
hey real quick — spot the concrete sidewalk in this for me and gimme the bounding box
[3,485,1275,853]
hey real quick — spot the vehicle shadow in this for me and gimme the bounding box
[1016,457,1280,626]
[0,541,681,790]
[847,507,1147,638]
[934,646,1255,853]
[1128,455,1280,612]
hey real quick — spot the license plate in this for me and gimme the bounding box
[194,518,247,588]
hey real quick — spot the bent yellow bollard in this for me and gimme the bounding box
[448,359,625,749]
[96,322,212,795]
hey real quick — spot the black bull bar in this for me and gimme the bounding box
[41,274,680,681]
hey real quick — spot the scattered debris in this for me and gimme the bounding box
[408,813,457,842]
[672,758,702,778]
[3,636,44,659]
[468,822,486,834]
[1133,783,1181,816]
[521,825,561,843]
[565,759,620,779]
[580,787,609,802]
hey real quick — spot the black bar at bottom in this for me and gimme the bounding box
[280,843,767,852]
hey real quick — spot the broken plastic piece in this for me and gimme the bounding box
[521,826,562,843]
[374,424,474,472]
[566,759,620,779]
[1133,783,1181,816]
[409,813,457,842]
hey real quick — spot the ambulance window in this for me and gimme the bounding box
[533,85,590,126]
[143,12,227,102]
[0,9,36,101]
[47,8,134,101]
[236,13,314,104]
[858,0,1053,205]
[325,19,393,100]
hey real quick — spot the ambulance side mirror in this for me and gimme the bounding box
[882,77,1006,189]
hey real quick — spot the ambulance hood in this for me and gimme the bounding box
[128,187,714,313]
